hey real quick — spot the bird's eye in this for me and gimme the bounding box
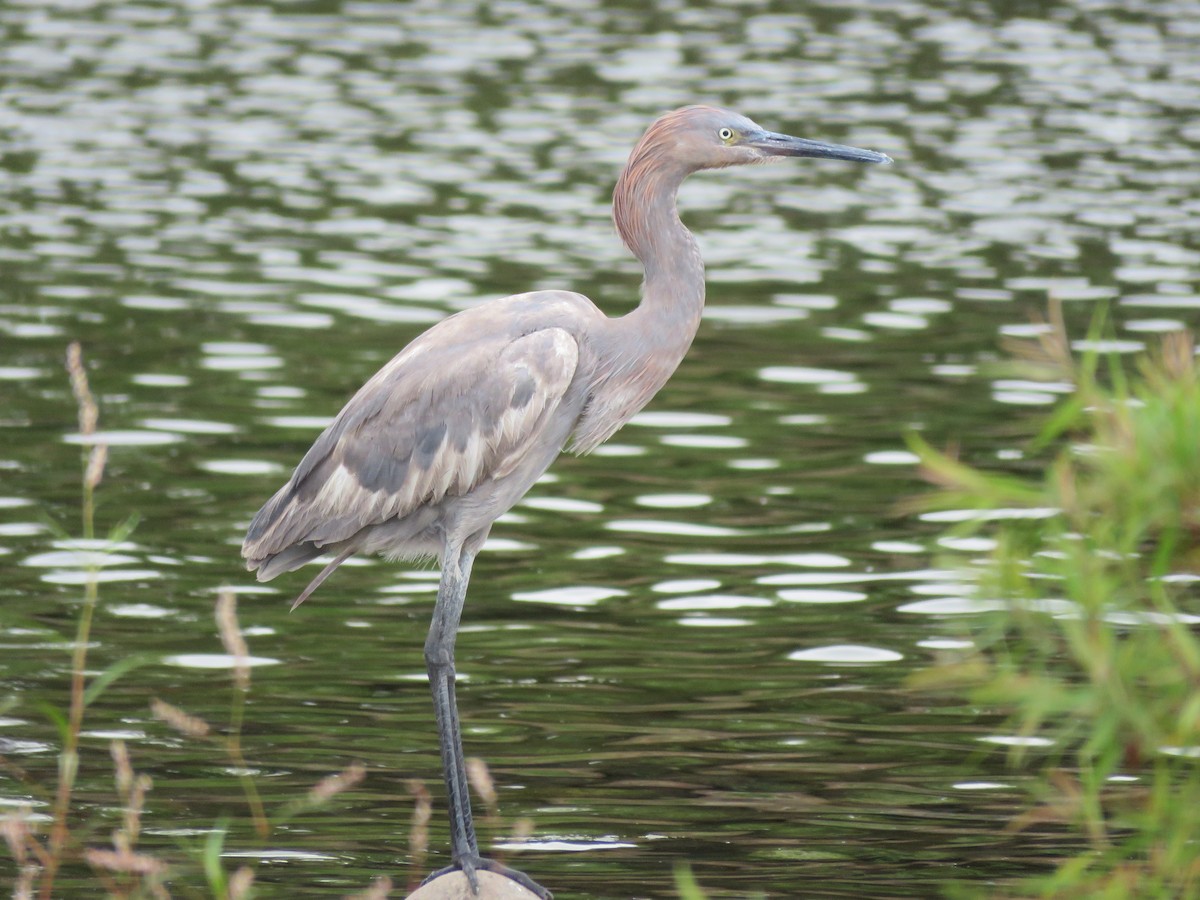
[718,127,734,141]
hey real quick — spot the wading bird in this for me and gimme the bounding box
[243,106,889,898]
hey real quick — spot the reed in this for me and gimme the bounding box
[0,343,381,897]
[911,309,1200,896]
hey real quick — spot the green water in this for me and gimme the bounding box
[2,0,1198,896]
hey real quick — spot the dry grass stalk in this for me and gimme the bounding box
[229,865,255,899]
[112,741,151,848]
[508,818,534,846]
[65,342,97,437]
[1152,330,1195,382]
[41,342,110,899]
[2,812,31,865]
[466,757,498,811]
[84,847,167,875]
[1001,299,1074,380]
[85,443,108,491]
[13,868,35,900]
[309,762,366,804]
[2,810,42,897]
[65,342,107,489]
[213,587,270,838]
[215,589,250,691]
[125,774,152,846]
[150,698,211,738]
[111,739,133,797]
[407,779,431,884]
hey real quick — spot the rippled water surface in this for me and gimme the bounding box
[3,0,1199,896]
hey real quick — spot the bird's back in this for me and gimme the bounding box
[242,291,604,584]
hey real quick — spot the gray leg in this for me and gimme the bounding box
[421,544,551,898]
[424,543,478,864]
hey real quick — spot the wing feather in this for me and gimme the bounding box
[243,323,579,571]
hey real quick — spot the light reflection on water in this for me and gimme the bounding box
[0,0,1197,895]
[787,645,904,664]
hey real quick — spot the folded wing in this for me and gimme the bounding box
[242,324,580,575]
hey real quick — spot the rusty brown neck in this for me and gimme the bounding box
[612,153,705,369]
[568,152,708,455]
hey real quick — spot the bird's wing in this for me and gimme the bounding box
[242,323,580,568]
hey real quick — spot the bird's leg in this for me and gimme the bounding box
[421,546,551,899]
[424,545,478,865]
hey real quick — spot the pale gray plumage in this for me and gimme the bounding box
[246,297,586,586]
[242,105,889,897]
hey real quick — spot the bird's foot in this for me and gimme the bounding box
[422,854,552,899]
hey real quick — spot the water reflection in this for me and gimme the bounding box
[62,429,183,446]
[2,0,1198,894]
[511,586,627,607]
[162,653,282,670]
[787,645,904,664]
[655,594,772,611]
[777,589,867,604]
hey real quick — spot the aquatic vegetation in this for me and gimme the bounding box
[912,309,1200,897]
[0,346,375,898]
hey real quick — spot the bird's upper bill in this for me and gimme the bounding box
[748,130,892,166]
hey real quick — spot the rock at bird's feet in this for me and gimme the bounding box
[405,870,545,900]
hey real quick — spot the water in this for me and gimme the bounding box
[2,0,1198,896]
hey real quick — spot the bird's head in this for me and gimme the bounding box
[613,106,890,263]
[630,105,892,175]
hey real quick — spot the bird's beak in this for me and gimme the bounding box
[750,131,892,165]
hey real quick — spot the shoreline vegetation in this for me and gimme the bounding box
[2,344,387,899]
[910,308,1200,897]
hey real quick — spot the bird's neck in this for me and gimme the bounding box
[568,163,706,456]
[613,164,706,356]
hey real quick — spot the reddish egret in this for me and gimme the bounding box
[243,106,889,897]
